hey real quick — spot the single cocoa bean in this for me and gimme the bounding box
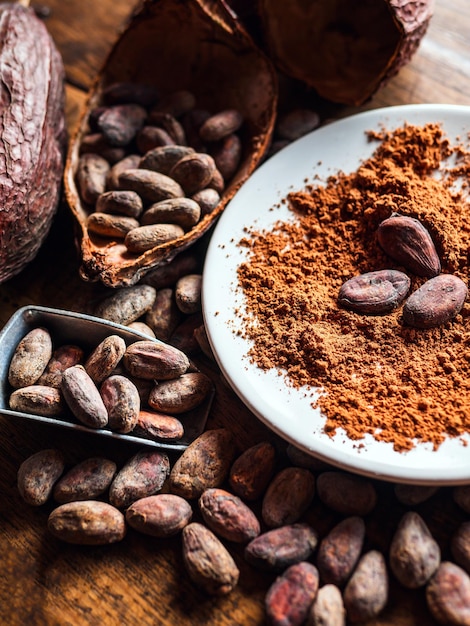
[17,449,65,506]
[87,212,140,238]
[9,385,64,417]
[338,269,410,314]
[316,471,377,516]
[95,284,157,325]
[125,223,185,253]
[402,274,468,328]
[100,375,140,433]
[169,153,217,195]
[169,312,204,355]
[199,488,261,543]
[84,335,127,385]
[276,108,320,141]
[136,125,175,153]
[265,562,319,626]
[123,340,190,380]
[145,288,182,342]
[199,109,243,142]
[96,104,147,146]
[133,409,185,441]
[147,111,187,145]
[61,365,108,429]
[174,274,202,314]
[262,466,315,528]
[316,516,365,587]
[9,327,53,388]
[126,493,193,537]
[229,441,277,501]
[141,197,201,231]
[426,561,470,626]
[96,189,143,218]
[118,168,184,203]
[182,522,239,596]
[105,154,141,190]
[451,522,470,575]
[148,372,213,414]
[307,583,346,626]
[109,450,170,508]
[53,457,117,503]
[77,153,110,205]
[343,550,388,622]
[209,133,242,181]
[37,344,84,388]
[48,500,126,545]
[140,145,195,175]
[191,188,220,216]
[393,483,439,506]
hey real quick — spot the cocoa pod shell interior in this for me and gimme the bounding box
[64,0,278,288]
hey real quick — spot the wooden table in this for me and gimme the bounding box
[1,1,470,624]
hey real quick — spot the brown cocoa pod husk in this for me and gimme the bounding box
[96,104,147,147]
[209,133,242,182]
[244,523,319,572]
[109,450,170,508]
[316,471,377,516]
[389,511,441,588]
[307,583,346,626]
[123,340,190,380]
[61,365,108,429]
[84,335,127,385]
[87,212,141,239]
[182,522,240,595]
[0,3,66,284]
[125,223,185,253]
[174,273,202,314]
[37,344,84,388]
[64,0,276,288]
[17,449,65,506]
[100,375,140,433]
[262,466,315,528]
[133,409,185,441]
[343,551,388,622]
[169,428,236,499]
[47,500,126,545]
[102,82,159,107]
[105,154,141,190]
[148,372,213,414]
[8,328,53,389]
[229,441,277,501]
[9,385,64,417]
[96,190,144,218]
[126,493,193,537]
[140,145,195,175]
[199,488,261,543]
[199,109,244,142]
[77,153,110,205]
[53,457,117,503]
[451,522,470,575]
[265,562,319,626]
[316,517,365,587]
[94,284,157,325]
[136,125,176,153]
[426,561,470,625]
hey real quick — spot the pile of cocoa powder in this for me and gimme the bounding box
[237,122,470,451]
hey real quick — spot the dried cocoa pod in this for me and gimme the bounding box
[426,561,470,626]
[199,109,244,142]
[245,523,319,572]
[9,385,64,417]
[229,441,277,501]
[145,288,182,341]
[169,153,218,195]
[316,471,377,516]
[133,409,184,441]
[17,449,65,506]
[169,428,236,499]
[53,457,117,503]
[402,274,468,329]
[276,109,320,142]
[389,511,441,588]
[95,285,157,325]
[61,365,108,429]
[182,522,240,595]
[109,450,170,508]
[199,488,261,543]
[77,153,110,205]
[126,493,193,537]
[307,583,346,626]
[174,274,202,314]
[87,212,140,239]
[84,335,127,384]
[316,517,365,587]
[125,223,185,253]
[96,190,144,218]
[343,550,388,622]
[118,168,184,203]
[451,522,470,574]
[338,269,410,315]
[96,104,147,146]
[265,562,319,626]
[48,500,126,545]
[393,483,439,506]
[148,372,213,414]
[123,339,190,380]
[141,197,201,231]
[37,345,84,388]
[140,145,195,175]
[0,2,65,283]
[8,328,53,389]
[100,375,140,433]
[262,466,315,528]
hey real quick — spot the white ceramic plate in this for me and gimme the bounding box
[202,104,470,486]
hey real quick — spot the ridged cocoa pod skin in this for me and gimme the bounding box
[262,466,315,528]
[245,523,318,572]
[426,561,470,626]
[126,493,193,537]
[229,441,277,501]
[0,3,65,283]
[316,517,365,587]
[53,457,117,504]
[265,562,319,626]
[17,449,65,506]
[199,488,261,543]
[47,500,126,545]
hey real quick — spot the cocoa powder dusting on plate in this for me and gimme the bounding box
[237,123,470,452]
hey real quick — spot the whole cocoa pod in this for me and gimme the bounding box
[0,3,65,282]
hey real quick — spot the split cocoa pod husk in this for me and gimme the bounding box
[226,0,434,106]
[64,0,277,288]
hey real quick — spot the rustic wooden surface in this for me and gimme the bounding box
[1,1,470,624]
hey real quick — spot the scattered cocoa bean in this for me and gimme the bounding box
[174,273,202,314]
[94,284,157,325]
[229,441,277,501]
[316,516,365,587]
[145,288,182,341]
[133,409,185,441]
[148,372,213,414]
[48,500,126,545]
[262,466,315,528]
[307,583,346,626]
[53,457,117,503]
[100,375,140,433]
[265,562,319,626]
[61,365,108,429]
[453,485,470,515]
[343,550,388,622]
[244,523,319,572]
[199,488,261,543]
[84,334,127,384]
[426,561,470,626]
[8,327,53,388]
[9,385,64,417]
[338,269,410,314]
[402,274,468,328]
[123,340,190,380]
[276,108,320,141]
[125,223,185,253]
[393,483,439,506]
[316,471,377,516]
[126,493,193,537]
[17,449,65,506]
[37,344,84,388]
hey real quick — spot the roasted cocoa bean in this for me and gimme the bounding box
[453,485,470,514]
[140,251,200,289]
[133,409,185,441]
[244,523,319,572]
[199,488,261,543]
[402,274,468,328]
[106,154,141,190]
[152,90,196,118]
[61,365,108,429]
[118,168,184,203]
[393,483,439,506]
[125,223,185,253]
[109,450,170,509]
[9,385,63,417]
[169,428,236,499]
[84,335,127,384]
[229,441,277,501]
[389,511,440,588]
[127,321,156,338]
[37,344,84,388]
[316,516,365,587]
[139,145,195,175]
[48,500,126,545]
[169,153,217,195]
[426,561,470,626]
[307,583,346,626]
[191,188,220,216]
[9,327,53,388]
[100,375,140,433]
[123,340,190,380]
[96,104,147,146]
[17,449,65,506]
[77,153,110,205]
[182,522,239,596]
[174,274,202,314]
[53,457,117,503]
[338,269,410,314]
[126,493,193,537]
[136,125,175,153]
[276,108,320,141]
[87,212,140,238]
[96,189,143,218]
[262,466,315,528]
[95,284,157,325]
[343,551,388,622]
[316,471,377,516]
[199,109,243,142]
[265,562,319,626]
[141,197,201,231]
[148,372,213,414]
[210,133,242,182]
[145,288,182,341]
[451,522,470,574]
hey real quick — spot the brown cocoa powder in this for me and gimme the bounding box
[237,123,470,451]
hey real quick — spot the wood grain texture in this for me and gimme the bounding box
[1,0,470,624]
